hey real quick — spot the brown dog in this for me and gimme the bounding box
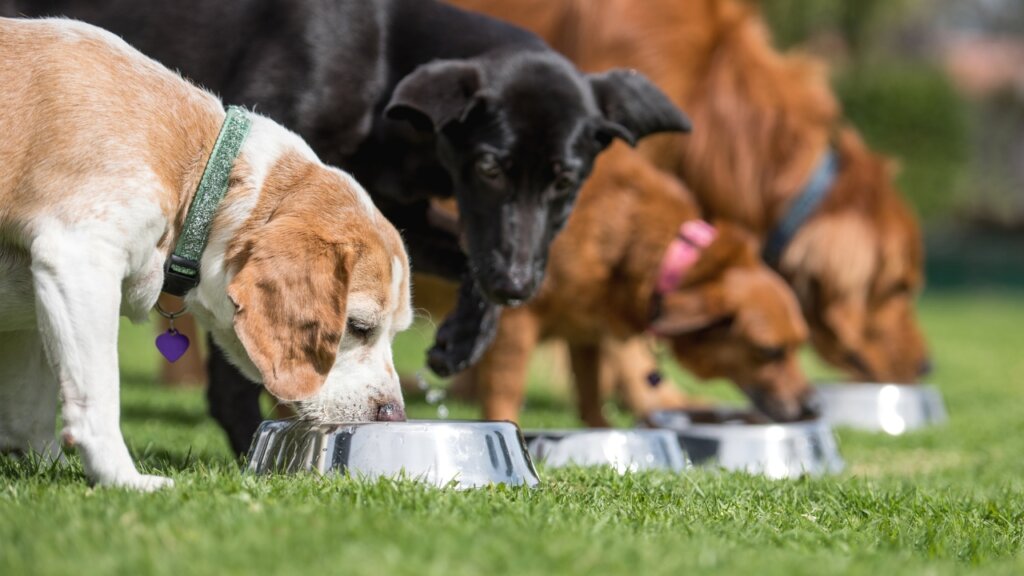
[451,0,930,384]
[430,144,811,424]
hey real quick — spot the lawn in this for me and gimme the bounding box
[1,291,1023,575]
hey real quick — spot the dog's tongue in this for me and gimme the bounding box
[156,329,190,363]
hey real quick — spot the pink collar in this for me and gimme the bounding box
[656,220,717,294]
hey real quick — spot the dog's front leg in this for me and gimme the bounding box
[477,307,540,422]
[31,235,172,491]
[569,343,611,428]
[427,275,501,377]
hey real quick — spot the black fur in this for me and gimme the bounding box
[8,0,690,454]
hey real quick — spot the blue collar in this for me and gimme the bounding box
[762,148,840,268]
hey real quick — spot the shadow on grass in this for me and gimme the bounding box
[121,403,209,427]
[131,444,239,473]
[119,370,160,386]
[0,441,237,484]
[0,452,242,486]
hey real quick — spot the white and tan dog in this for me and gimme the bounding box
[0,18,413,490]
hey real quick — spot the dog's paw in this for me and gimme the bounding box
[427,334,475,377]
[108,473,175,492]
[428,309,500,377]
[427,276,503,377]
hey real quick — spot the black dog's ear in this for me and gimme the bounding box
[588,69,692,146]
[385,60,484,133]
[593,119,636,150]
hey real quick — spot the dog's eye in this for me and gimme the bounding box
[346,319,375,341]
[476,154,503,182]
[754,346,786,362]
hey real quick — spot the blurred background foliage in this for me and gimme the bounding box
[761,0,970,221]
[760,0,1024,287]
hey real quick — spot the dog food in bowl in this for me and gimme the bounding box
[814,383,947,435]
[646,408,844,479]
[246,420,540,489]
[522,429,690,473]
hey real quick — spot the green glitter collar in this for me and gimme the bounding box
[162,106,252,297]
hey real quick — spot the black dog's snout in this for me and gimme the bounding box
[375,402,407,422]
[483,263,538,304]
[488,280,533,304]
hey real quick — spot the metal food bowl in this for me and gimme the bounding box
[523,429,690,473]
[814,383,948,435]
[246,420,540,489]
[646,409,844,479]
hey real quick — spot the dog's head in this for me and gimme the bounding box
[385,51,690,304]
[199,148,413,423]
[650,223,813,421]
[781,130,930,383]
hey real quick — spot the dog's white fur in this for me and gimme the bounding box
[0,18,412,490]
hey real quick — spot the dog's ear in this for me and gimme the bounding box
[650,290,730,336]
[227,223,352,402]
[588,70,692,146]
[780,212,875,353]
[649,223,758,335]
[385,60,485,133]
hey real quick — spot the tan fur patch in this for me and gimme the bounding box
[0,18,222,235]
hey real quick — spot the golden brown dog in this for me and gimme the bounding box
[451,0,930,384]
[422,144,811,425]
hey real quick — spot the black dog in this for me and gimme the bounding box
[10,0,690,454]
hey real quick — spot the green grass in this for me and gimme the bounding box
[2,291,1024,575]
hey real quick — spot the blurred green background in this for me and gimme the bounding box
[762,0,1024,288]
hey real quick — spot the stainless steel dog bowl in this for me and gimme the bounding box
[246,420,540,489]
[814,383,948,435]
[646,409,844,479]
[522,429,690,473]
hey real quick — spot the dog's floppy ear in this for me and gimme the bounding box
[227,223,352,402]
[650,290,730,336]
[385,60,485,133]
[588,70,692,146]
[650,223,757,335]
[780,212,876,352]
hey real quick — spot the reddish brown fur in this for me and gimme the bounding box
[423,144,810,424]
[451,0,929,383]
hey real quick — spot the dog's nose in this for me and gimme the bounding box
[482,261,540,304]
[375,402,406,422]
[748,388,818,423]
[798,389,823,420]
[917,358,934,378]
[486,275,533,303]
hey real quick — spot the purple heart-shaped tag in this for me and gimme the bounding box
[156,329,190,363]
